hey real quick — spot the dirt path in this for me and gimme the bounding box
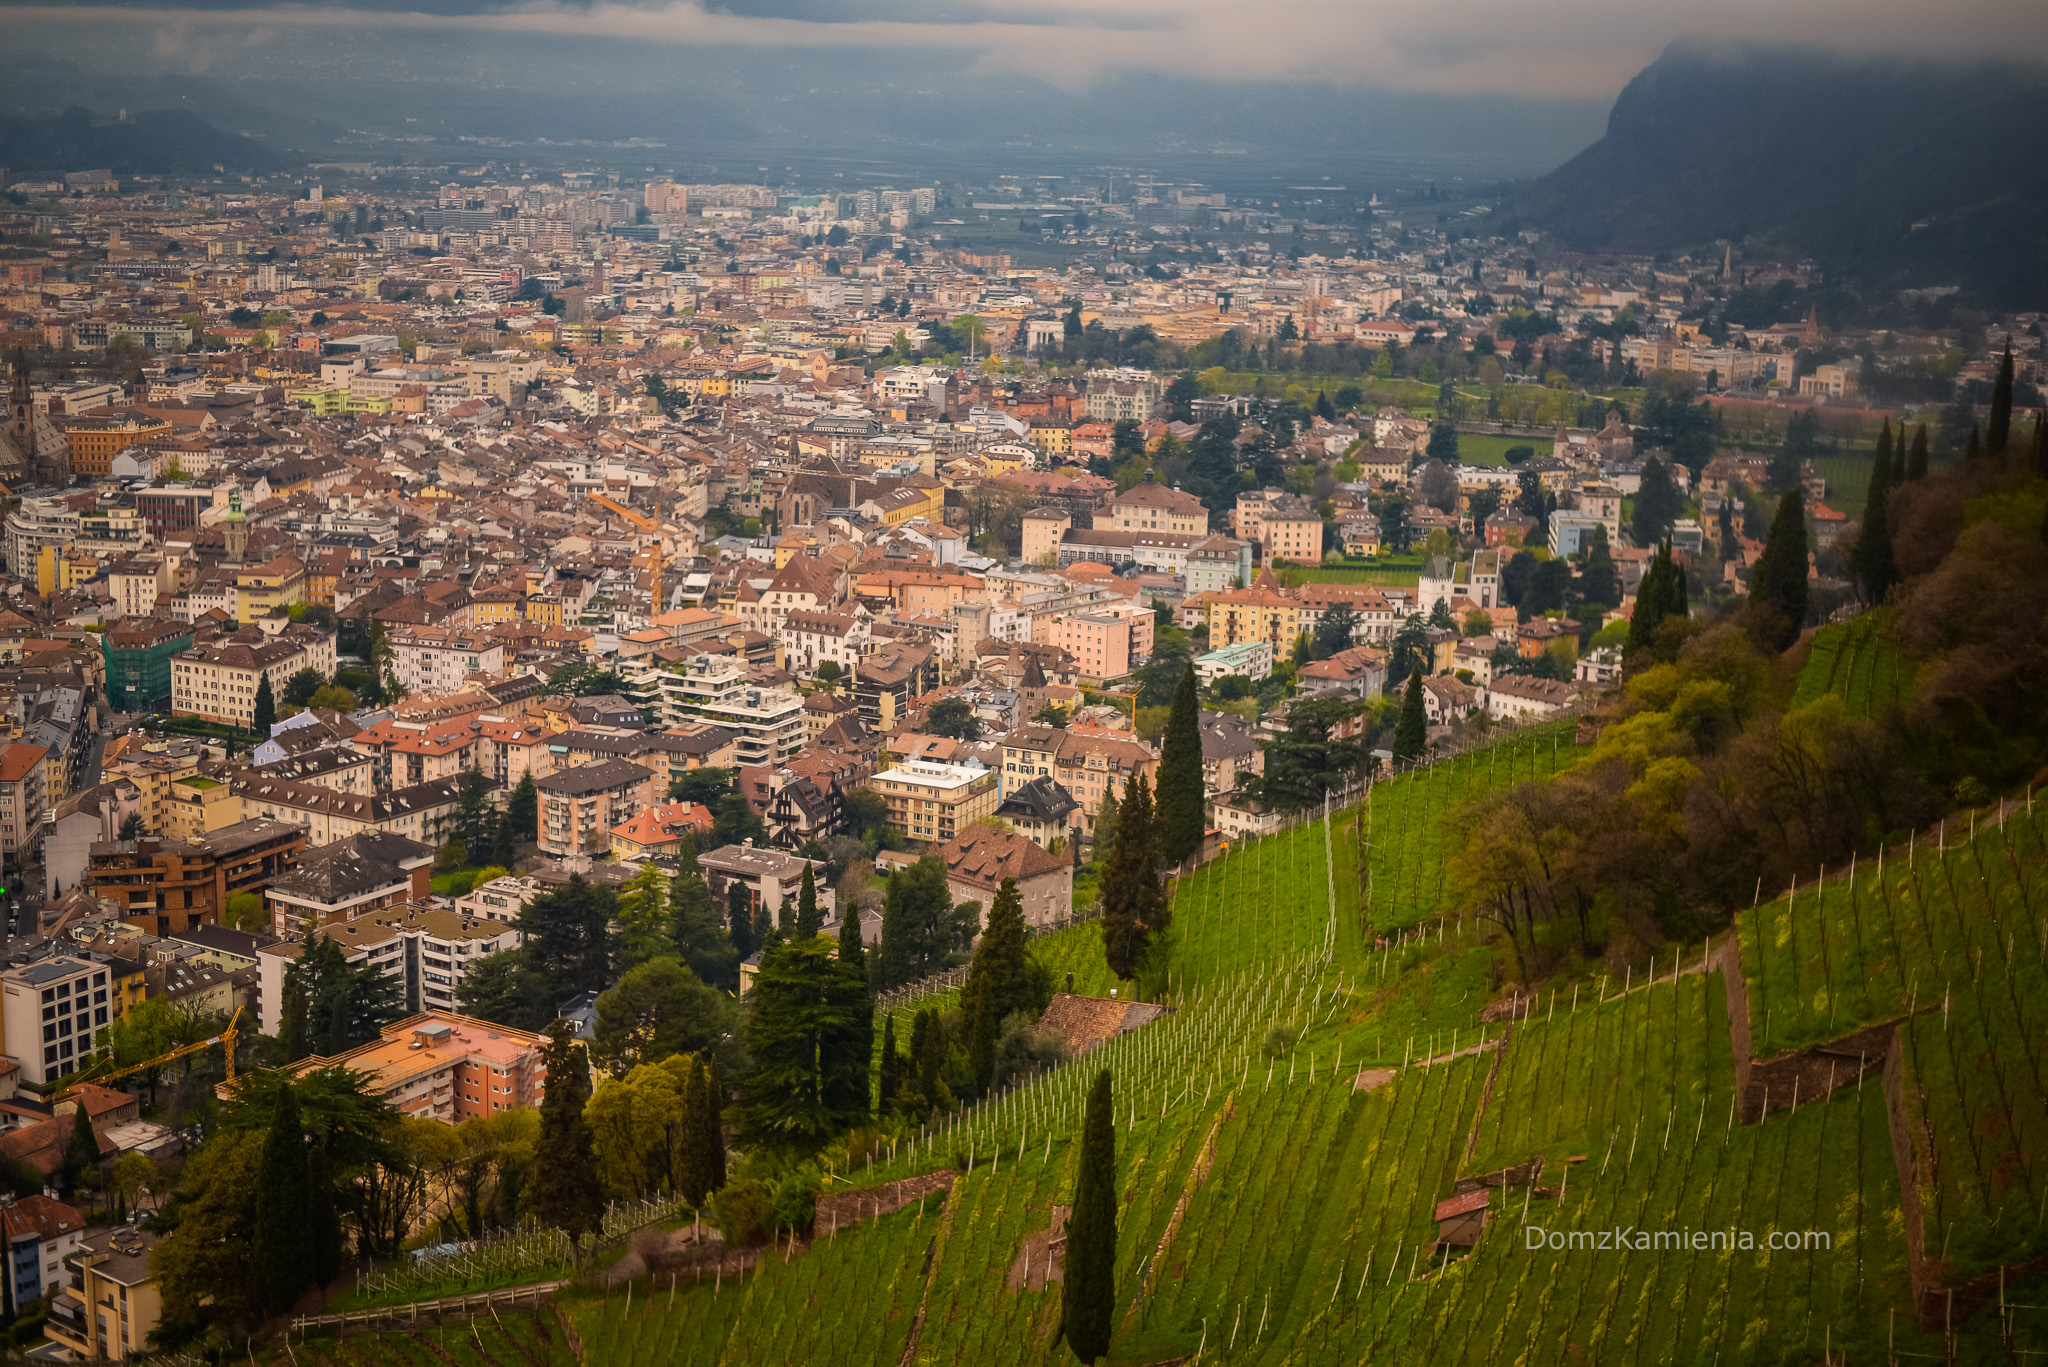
[895,1180,959,1367]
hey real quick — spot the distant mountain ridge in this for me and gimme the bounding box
[1509,44,2048,305]
[0,105,283,177]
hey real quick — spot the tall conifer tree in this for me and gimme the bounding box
[1750,488,1810,652]
[1154,665,1206,866]
[1907,424,1929,481]
[254,1085,313,1311]
[1061,1069,1118,1365]
[1988,339,2015,453]
[1853,419,1899,604]
[964,878,1031,1091]
[1099,774,1165,983]
[1391,672,1427,765]
[530,1022,606,1266]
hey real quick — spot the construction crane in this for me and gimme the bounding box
[589,493,667,614]
[50,1006,242,1102]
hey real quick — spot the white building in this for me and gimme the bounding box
[389,626,505,696]
[255,907,520,1036]
[0,957,111,1085]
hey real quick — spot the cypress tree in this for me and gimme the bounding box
[878,1013,902,1108]
[1628,544,1672,658]
[1092,785,1119,868]
[739,938,871,1150]
[797,863,821,939]
[1580,525,1620,609]
[1988,339,2014,453]
[254,1084,313,1312]
[2033,414,2048,479]
[307,1143,344,1291]
[837,906,875,1113]
[1870,418,1893,493]
[252,674,277,736]
[728,881,756,959]
[705,1057,728,1190]
[1906,424,1929,481]
[62,1101,99,1195]
[676,1057,718,1207]
[507,771,540,846]
[1061,1069,1118,1365]
[670,837,738,990]
[1750,487,1810,652]
[1965,423,1982,462]
[1853,420,1899,604]
[1099,774,1165,984]
[964,877,1031,1092]
[1391,671,1426,765]
[530,1021,606,1267]
[1154,664,1205,867]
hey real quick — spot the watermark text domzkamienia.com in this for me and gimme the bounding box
[1523,1226,1832,1253]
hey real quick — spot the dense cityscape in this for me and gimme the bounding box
[0,32,2043,1367]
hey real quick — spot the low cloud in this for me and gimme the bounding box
[2,0,2043,97]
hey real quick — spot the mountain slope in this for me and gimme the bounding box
[0,105,284,176]
[1510,44,2048,305]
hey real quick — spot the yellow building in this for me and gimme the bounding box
[1207,585,1303,653]
[164,774,243,840]
[1027,423,1073,458]
[469,585,526,626]
[47,1226,163,1364]
[289,385,351,414]
[234,555,308,620]
[525,595,567,627]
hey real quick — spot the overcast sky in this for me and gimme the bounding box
[4,0,2045,99]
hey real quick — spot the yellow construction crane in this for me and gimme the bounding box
[589,491,657,532]
[589,493,666,612]
[51,1006,243,1102]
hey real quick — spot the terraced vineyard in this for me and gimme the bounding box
[1791,611,1908,717]
[298,721,2048,1365]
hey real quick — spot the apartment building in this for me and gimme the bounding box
[101,619,192,712]
[170,629,336,728]
[1048,603,1154,684]
[261,830,436,938]
[1,1195,86,1318]
[232,555,308,621]
[388,626,506,697]
[282,1013,547,1124]
[0,743,50,869]
[536,759,659,857]
[81,820,307,936]
[658,656,803,766]
[257,908,518,1034]
[45,1225,160,1364]
[698,843,833,927]
[866,760,999,847]
[1103,482,1208,536]
[1206,584,1303,653]
[0,957,113,1085]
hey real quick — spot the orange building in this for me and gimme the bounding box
[59,414,173,477]
[284,1012,549,1123]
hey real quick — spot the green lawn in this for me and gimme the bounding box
[1454,433,1553,468]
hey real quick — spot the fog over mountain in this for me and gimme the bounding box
[2,0,2043,183]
